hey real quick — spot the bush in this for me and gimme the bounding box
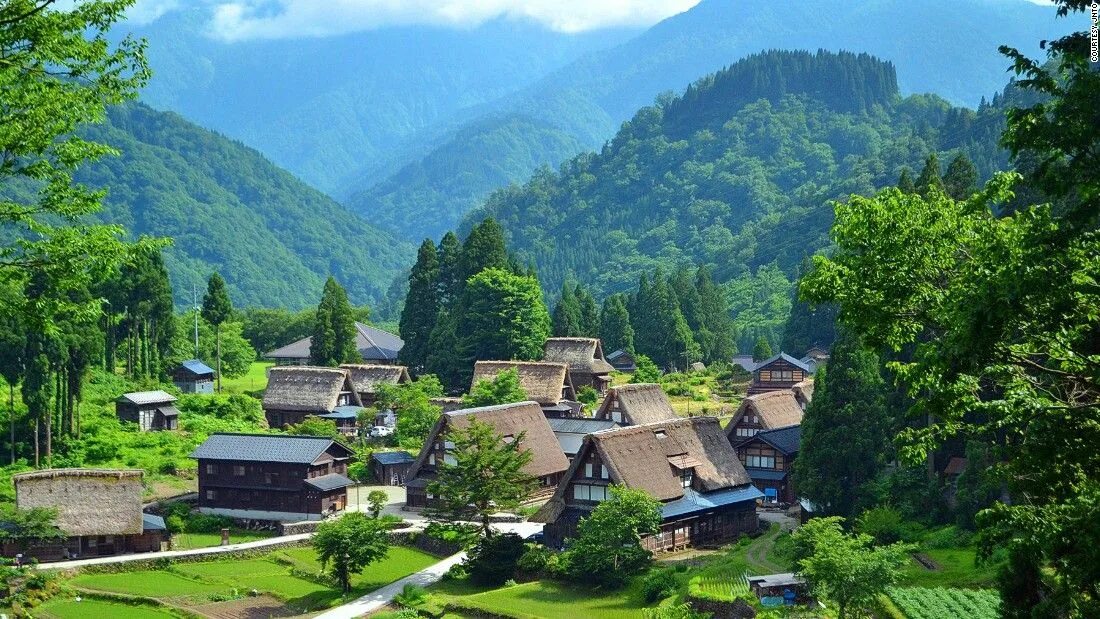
[515,543,553,575]
[921,525,973,549]
[442,562,467,581]
[856,505,907,545]
[164,514,185,534]
[393,583,428,608]
[464,533,526,586]
[641,569,680,603]
[188,513,234,533]
[576,386,599,406]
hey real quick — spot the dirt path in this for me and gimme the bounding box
[745,525,785,573]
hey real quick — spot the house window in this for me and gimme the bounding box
[443,454,457,466]
[680,467,694,488]
[736,428,758,437]
[601,465,609,479]
[444,440,456,449]
[429,453,436,465]
[654,430,667,439]
[205,464,218,475]
[572,484,608,502]
[611,411,622,423]
[584,463,593,478]
[233,465,246,476]
[205,489,216,500]
[746,455,776,468]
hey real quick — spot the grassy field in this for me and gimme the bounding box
[71,570,227,597]
[171,528,274,550]
[220,360,272,394]
[431,579,650,619]
[37,598,182,619]
[902,548,999,589]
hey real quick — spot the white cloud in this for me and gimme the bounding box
[126,0,182,25]
[207,0,702,42]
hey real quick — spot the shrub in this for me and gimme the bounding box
[393,583,428,608]
[164,514,185,534]
[424,522,481,549]
[641,568,680,603]
[856,505,908,545]
[515,543,552,575]
[442,562,467,581]
[464,533,526,586]
[188,513,234,533]
[576,386,599,406]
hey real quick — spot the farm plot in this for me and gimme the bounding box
[887,586,1000,619]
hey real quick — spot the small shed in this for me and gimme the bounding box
[316,406,365,437]
[371,451,415,486]
[172,359,215,394]
[606,349,637,373]
[116,391,179,431]
[747,573,808,604]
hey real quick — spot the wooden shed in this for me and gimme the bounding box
[116,391,179,431]
[371,451,416,486]
[172,359,215,394]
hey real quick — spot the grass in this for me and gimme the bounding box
[431,579,649,619]
[902,548,1000,589]
[220,360,272,394]
[70,571,228,597]
[38,598,181,619]
[171,528,274,549]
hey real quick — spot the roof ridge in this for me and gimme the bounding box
[446,400,542,417]
[209,432,334,440]
[354,321,379,349]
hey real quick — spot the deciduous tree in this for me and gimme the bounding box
[565,486,662,587]
[312,512,391,593]
[462,368,528,408]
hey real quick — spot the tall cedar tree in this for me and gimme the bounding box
[201,272,233,392]
[693,266,737,363]
[427,419,537,536]
[0,292,24,464]
[943,153,979,200]
[631,270,697,370]
[576,285,600,337]
[437,232,463,305]
[551,283,582,337]
[599,294,634,354]
[752,336,772,362]
[782,257,838,355]
[792,334,890,519]
[399,240,441,373]
[425,310,463,391]
[311,277,359,366]
[897,167,916,193]
[914,153,945,197]
[458,219,508,286]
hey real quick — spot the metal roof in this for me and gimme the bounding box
[745,468,788,481]
[546,417,618,435]
[189,433,350,463]
[661,485,763,519]
[371,451,416,465]
[303,473,353,491]
[755,352,813,373]
[178,359,215,376]
[117,390,177,405]
[317,408,362,420]
[753,425,801,455]
[142,513,167,531]
[265,321,403,362]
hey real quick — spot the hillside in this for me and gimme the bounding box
[469,50,1009,298]
[77,103,413,309]
[347,0,1066,240]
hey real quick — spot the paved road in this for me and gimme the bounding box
[36,533,313,570]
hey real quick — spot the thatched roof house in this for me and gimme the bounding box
[265,322,403,365]
[535,417,761,551]
[594,383,678,426]
[792,380,814,409]
[15,469,145,536]
[340,364,411,405]
[727,390,804,442]
[542,338,615,393]
[405,401,570,507]
[470,361,577,415]
[262,366,362,429]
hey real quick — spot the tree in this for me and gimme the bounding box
[943,153,979,200]
[462,368,528,408]
[427,419,537,536]
[751,336,772,362]
[168,314,255,380]
[424,310,464,392]
[551,283,582,337]
[565,486,662,587]
[897,167,916,193]
[693,266,737,363]
[792,333,888,519]
[0,505,65,552]
[464,532,526,586]
[201,273,233,392]
[312,512,391,593]
[630,354,661,384]
[576,285,600,337]
[436,232,463,305]
[0,297,25,464]
[286,417,342,441]
[399,240,441,373]
[790,517,911,619]
[380,376,445,450]
[599,294,634,354]
[914,153,945,197]
[633,271,698,370]
[458,218,508,285]
[366,490,388,518]
[311,277,359,367]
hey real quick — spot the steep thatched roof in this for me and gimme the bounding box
[471,361,573,405]
[429,397,464,413]
[262,366,361,413]
[407,401,569,482]
[594,383,678,426]
[728,390,804,435]
[533,417,752,522]
[14,469,144,536]
[792,380,814,408]
[265,322,403,362]
[340,364,410,395]
[542,338,614,376]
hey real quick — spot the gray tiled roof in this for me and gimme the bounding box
[546,417,618,435]
[303,473,353,491]
[265,322,403,362]
[756,425,802,454]
[189,433,349,463]
[755,352,812,373]
[371,451,415,465]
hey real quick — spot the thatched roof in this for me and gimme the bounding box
[542,338,614,376]
[265,322,403,362]
[533,417,752,522]
[792,380,814,407]
[728,390,804,435]
[407,401,569,482]
[429,397,464,413]
[262,366,361,413]
[14,469,144,536]
[340,364,410,395]
[594,383,677,426]
[471,360,573,405]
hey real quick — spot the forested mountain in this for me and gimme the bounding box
[76,102,412,309]
[467,50,1010,342]
[346,0,1067,241]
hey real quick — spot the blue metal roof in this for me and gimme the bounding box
[746,468,788,481]
[318,406,363,420]
[142,513,167,531]
[371,451,416,465]
[179,359,215,376]
[303,473,353,491]
[661,485,764,519]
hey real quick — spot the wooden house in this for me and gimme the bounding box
[371,451,416,486]
[593,383,678,426]
[172,359,215,394]
[542,338,615,394]
[535,417,762,552]
[747,353,812,395]
[726,390,804,441]
[264,321,403,366]
[116,391,179,431]
[315,406,365,437]
[546,417,618,460]
[791,380,814,410]
[7,469,166,561]
[339,364,411,407]
[470,361,579,417]
[799,346,830,374]
[606,349,637,373]
[262,366,362,429]
[404,401,570,508]
[734,425,801,504]
[190,433,354,522]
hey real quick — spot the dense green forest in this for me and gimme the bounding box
[465,50,1013,346]
[75,103,412,309]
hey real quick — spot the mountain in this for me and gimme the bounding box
[468,50,1008,300]
[120,8,637,193]
[346,0,1068,241]
[76,102,413,309]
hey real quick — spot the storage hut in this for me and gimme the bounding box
[172,359,215,394]
[116,391,179,431]
[371,451,416,486]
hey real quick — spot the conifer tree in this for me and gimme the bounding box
[943,153,979,200]
[599,294,634,354]
[669,266,701,331]
[425,310,464,391]
[201,272,233,391]
[897,168,916,193]
[782,258,838,355]
[311,277,359,366]
[459,218,508,285]
[551,283,582,337]
[914,153,945,196]
[752,336,773,362]
[576,286,600,338]
[437,232,462,305]
[634,270,698,370]
[399,240,441,373]
[694,266,737,363]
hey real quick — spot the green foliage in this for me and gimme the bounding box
[630,271,698,370]
[459,218,509,285]
[943,154,979,200]
[855,505,908,546]
[751,337,772,362]
[640,568,680,603]
[311,277,360,366]
[201,273,233,327]
[631,354,661,384]
[551,283,583,337]
[642,603,710,619]
[464,532,526,586]
[177,393,265,434]
[312,512,391,593]
[167,314,255,379]
[0,505,64,548]
[366,490,388,518]
[515,543,554,576]
[462,368,528,408]
[393,583,429,609]
[398,240,441,373]
[285,417,342,441]
[914,153,945,197]
[379,376,443,450]
[886,587,1000,619]
[427,419,537,534]
[238,308,314,358]
[576,386,599,407]
[564,485,662,588]
[599,294,634,354]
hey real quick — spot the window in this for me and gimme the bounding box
[572,484,607,502]
[746,455,776,468]
[205,489,216,500]
[584,463,593,478]
[601,465,609,479]
[680,467,694,488]
[443,454,457,466]
[429,453,436,465]
[265,472,279,485]
[736,427,758,437]
[205,464,218,475]
[233,465,246,476]
[444,440,456,449]
[611,411,622,423]
[654,430,667,439]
